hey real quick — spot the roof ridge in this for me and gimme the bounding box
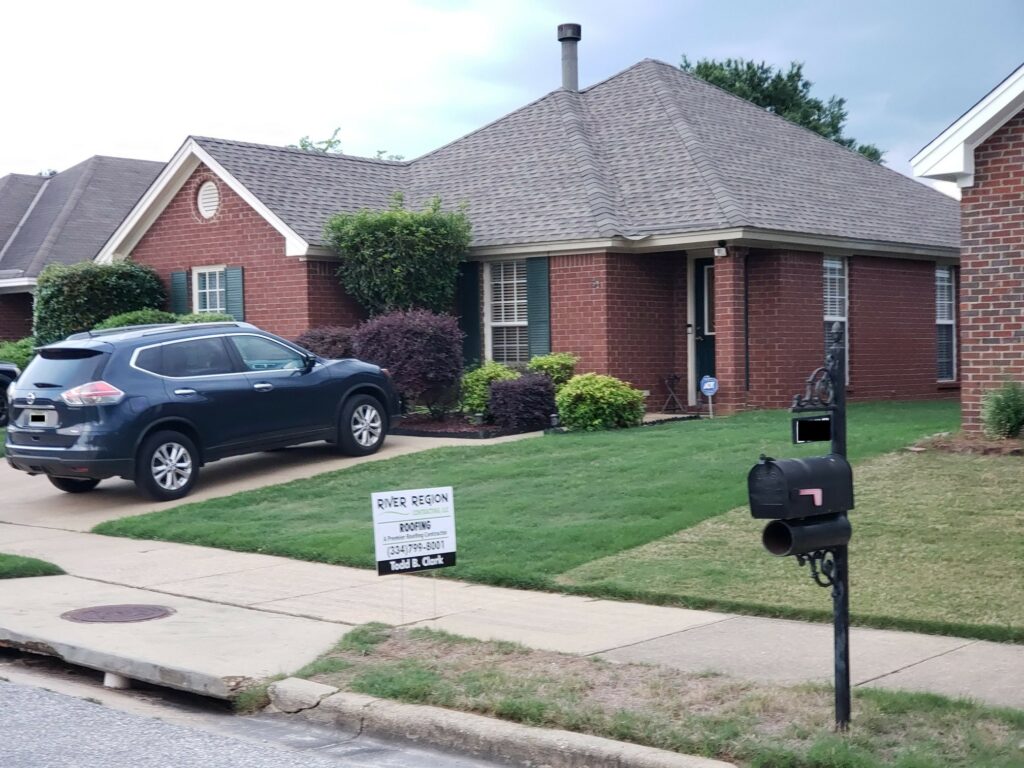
[27,157,99,276]
[641,60,746,227]
[191,136,410,167]
[552,90,622,238]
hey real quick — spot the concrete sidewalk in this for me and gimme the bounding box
[1,522,1021,709]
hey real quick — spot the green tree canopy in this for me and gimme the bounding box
[289,127,343,154]
[324,193,472,315]
[680,56,883,163]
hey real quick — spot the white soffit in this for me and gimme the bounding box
[95,138,310,263]
[912,62,1024,188]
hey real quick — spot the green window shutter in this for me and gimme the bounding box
[170,271,189,315]
[456,261,482,366]
[225,267,244,321]
[526,257,550,357]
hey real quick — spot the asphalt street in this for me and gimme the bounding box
[0,680,501,768]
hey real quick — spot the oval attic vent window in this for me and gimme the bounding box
[197,181,220,219]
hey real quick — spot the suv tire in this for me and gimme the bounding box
[136,430,199,502]
[48,476,101,494]
[338,395,386,456]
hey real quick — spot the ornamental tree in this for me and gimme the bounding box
[324,193,472,316]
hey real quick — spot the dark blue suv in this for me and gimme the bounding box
[4,322,401,501]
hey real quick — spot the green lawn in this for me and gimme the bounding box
[96,401,955,592]
[560,450,1024,642]
[0,553,63,579]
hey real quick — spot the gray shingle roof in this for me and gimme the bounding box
[195,59,959,252]
[0,157,163,279]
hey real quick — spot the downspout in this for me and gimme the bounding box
[744,252,750,393]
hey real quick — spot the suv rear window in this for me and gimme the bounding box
[21,349,107,389]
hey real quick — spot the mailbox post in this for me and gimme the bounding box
[748,322,852,731]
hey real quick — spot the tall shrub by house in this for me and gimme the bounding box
[323,193,471,315]
[34,262,165,344]
[982,381,1024,439]
[351,310,463,414]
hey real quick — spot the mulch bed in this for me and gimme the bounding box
[915,432,1023,456]
[391,413,526,439]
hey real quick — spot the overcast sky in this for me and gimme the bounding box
[4,0,1021,182]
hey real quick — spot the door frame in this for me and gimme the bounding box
[686,251,719,406]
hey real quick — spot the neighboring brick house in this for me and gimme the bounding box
[0,156,163,341]
[912,63,1024,432]
[99,57,959,412]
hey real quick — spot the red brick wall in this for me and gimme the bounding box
[0,293,33,341]
[746,250,823,408]
[550,253,612,374]
[713,248,748,411]
[960,109,1024,432]
[130,164,363,340]
[848,255,952,401]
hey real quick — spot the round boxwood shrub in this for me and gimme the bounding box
[527,352,579,391]
[555,373,645,431]
[352,310,463,413]
[176,312,236,324]
[93,309,179,330]
[295,326,355,359]
[460,361,520,416]
[982,380,1024,439]
[489,373,556,432]
[0,337,36,369]
[34,262,166,344]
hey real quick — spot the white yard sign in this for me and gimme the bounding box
[371,486,456,576]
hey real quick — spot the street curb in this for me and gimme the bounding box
[269,679,735,768]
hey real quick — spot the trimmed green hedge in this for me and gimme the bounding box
[0,337,36,369]
[556,373,645,431]
[93,309,179,330]
[34,262,165,344]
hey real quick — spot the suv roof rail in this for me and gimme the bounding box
[66,324,177,341]
[140,322,245,337]
[65,322,247,342]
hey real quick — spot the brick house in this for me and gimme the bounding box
[912,63,1024,432]
[99,56,959,412]
[0,157,163,340]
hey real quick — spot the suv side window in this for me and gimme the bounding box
[161,337,237,377]
[229,335,305,371]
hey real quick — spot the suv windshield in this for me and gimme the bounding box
[21,349,107,389]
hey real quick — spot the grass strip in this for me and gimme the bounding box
[286,624,1024,768]
[0,553,63,579]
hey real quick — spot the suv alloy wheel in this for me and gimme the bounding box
[137,430,199,501]
[339,395,385,456]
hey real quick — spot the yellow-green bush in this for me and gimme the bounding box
[555,373,645,431]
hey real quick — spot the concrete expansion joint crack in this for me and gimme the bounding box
[853,639,980,687]
[585,615,739,657]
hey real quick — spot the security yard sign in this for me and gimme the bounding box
[372,486,456,576]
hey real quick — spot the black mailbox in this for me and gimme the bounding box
[748,454,854,520]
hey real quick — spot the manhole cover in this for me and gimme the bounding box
[60,604,175,624]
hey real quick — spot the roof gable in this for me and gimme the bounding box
[912,62,1024,188]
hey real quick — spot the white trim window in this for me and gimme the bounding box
[484,260,528,365]
[823,257,849,378]
[193,266,227,314]
[936,266,956,381]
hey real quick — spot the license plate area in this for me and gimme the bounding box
[23,409,58,428]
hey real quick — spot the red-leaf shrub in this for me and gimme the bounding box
[352,310,464,413]
[295,326,355,359]
[488,373,556,432]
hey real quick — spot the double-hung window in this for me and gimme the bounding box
[936,266,956,381]
[193,266,227,314]
[823,257,849,376]
[485,260,529,365]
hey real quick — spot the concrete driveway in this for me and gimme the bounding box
[0,432,536,532]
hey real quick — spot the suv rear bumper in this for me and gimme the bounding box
[5,448,134,480]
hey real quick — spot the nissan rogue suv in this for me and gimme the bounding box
[4,322,401,501]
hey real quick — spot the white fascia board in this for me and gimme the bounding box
[96,138,311,263]
[0,277,36,295]
[911,63,1024,188]
[465,228,956,262]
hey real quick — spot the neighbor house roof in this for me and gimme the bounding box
[912,61,1024,188]
[0,156,163,288]
[100,59,960,263]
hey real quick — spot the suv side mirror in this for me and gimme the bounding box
[303,354,317,372]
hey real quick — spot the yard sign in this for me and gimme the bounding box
[371,486,456,576]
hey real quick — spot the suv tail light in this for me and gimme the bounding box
[61,381,126,406]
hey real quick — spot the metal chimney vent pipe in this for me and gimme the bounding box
[557,23,582,91]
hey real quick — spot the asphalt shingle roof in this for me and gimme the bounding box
[194,59,959,252]
[0,157,163,279]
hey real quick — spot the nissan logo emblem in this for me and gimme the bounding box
[26,392,35,405]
